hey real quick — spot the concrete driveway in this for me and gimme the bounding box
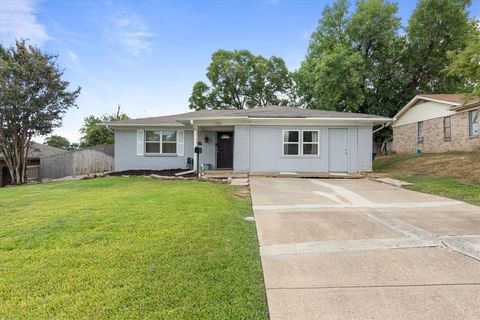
[250,177,480,320]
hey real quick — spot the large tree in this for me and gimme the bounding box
[189,49,296,110]
[80,112,129,148]
[296,0,403,116]
[446,24,480,99]
[296,0,475,117]
[0,40,80,184]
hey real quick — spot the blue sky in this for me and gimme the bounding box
[1,0,479,143]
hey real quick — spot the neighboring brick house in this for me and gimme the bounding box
[392,94,479,154]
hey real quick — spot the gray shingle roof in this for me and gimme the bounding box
[0,142,67,160]
[108,105,389,126]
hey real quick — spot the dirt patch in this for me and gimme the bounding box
[376,152,480,182]
[107,169,196,178]
[234,186,251,199]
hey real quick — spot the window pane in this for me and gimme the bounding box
[303,131,318,143]
[162,143,177,154]
[303,143,318,155]
[283,143,299,155]
[418,122,424,137]
[162,131,177,142]
[146,131,160,141]
[283,131,299,143]
[146,142,160,153]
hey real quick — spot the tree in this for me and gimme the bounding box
[0,40,80,184]
[80,112,129,147]
[45,135,71,150]
[446,25,480,99]
[296,0,475,117]
[296,0,403,116]
[398,0,473,106]
[189,49,296,110]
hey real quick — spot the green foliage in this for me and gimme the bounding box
[0,40,80,184]
[45,135,71,150]
[447,25,480,99]
[189,49,296,110]
[0,178,268,319]
[80,113,128,148]
[297,0,475,117]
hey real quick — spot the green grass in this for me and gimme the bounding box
[0,177,268,319]
[393,175,480,206]
[373,152,480,206]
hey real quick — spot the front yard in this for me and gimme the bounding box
[373,152,480,205]
[0,177,268,319]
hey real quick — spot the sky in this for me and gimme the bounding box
[1,0,479,143]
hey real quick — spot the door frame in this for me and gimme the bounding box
[216,131,234,169]
[328,128,350,172]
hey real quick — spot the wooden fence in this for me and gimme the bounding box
[40,144,114,180]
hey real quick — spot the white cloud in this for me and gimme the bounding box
[107,12,153,56]
[0,0,50,46]
[65,49,80,68]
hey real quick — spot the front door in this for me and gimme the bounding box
[328,128,349,172]
[216,132,234,169]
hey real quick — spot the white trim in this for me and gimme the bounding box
[136,130,144,156]
[282,130,300,156]
[393,95,461,121]
[177,130,185,157]
[144,130,178,156]
[282,129,320,157]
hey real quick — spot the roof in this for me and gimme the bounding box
[0,142,67,160]
[418,94,466,104]
[107,105,391,126]
[393,94,480,121]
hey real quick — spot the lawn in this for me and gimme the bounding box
[0,177,268,319]
[373,152,480,206]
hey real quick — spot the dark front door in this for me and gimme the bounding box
[216,132,234,169]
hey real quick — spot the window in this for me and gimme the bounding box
[417,122,424,143]
[283,130,300,155]
[443,116,451,140]
[303,131,319,155]
[469,110,478,137]
[282,130,319,156]
[145,130,177,154]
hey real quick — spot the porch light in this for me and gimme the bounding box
[220,134,230,139]
[204,135,209,143]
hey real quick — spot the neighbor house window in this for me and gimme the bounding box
[303,131,319,155]
[283,130,300,155]
[282,130,319,156]
[417,121,424,143]
[145,130,177,154]
[469,110,478,137]
[443,116,451,140]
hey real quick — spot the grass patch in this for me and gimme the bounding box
[0,177,268,319]
[393,175,480,206]
[373,152,480,205]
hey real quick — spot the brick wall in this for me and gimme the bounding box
[393,110,480,153]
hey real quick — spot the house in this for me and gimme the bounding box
[0,143,67,187]
[392,94,479,153]
[106,106,390,174]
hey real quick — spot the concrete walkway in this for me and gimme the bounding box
[250,177,480,320]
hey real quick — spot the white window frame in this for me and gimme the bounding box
[282,130,300,156]
[301,130,320,156]
[469,110,478,137]
[145,130,178,155]
[443,116,451,140]
[417,121,424,143]
[282,129,320,157]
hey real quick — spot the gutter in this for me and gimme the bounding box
[372,124,386,134]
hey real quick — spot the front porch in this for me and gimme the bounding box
[193,126,235,171]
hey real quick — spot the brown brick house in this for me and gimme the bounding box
[392,94,479,154]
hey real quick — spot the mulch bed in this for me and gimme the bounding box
[107,169,197,178]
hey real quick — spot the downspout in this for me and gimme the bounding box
[372,124,386,134]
